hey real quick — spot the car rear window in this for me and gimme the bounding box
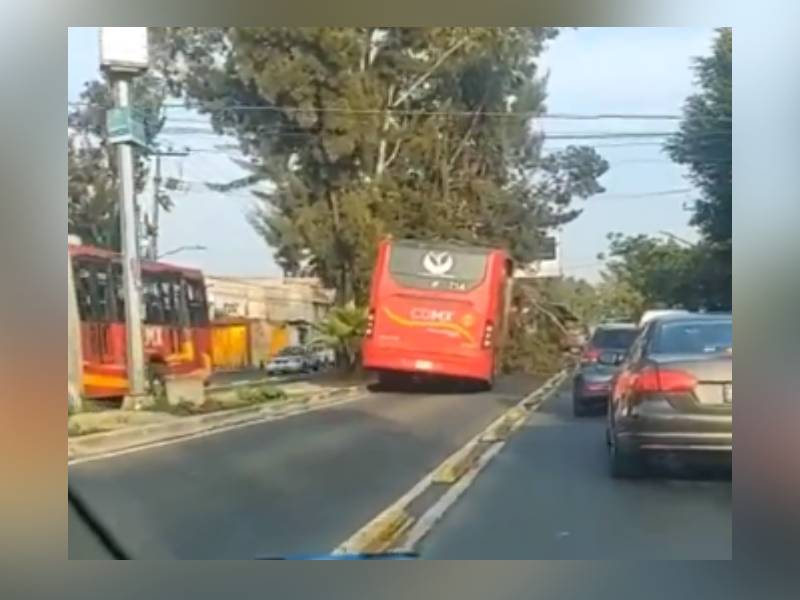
[652,320,732,355]
[387,243,490,292]
[591,328,638,350]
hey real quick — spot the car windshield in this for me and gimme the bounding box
[278,347,304,357]
[652,319,733,354]
[591,328,638,350]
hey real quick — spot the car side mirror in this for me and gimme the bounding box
[598,351,625,366]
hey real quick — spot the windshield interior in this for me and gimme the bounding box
[652,320,733,354]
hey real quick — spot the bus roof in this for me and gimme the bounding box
[386,238,506,255]
[68,243,204,280]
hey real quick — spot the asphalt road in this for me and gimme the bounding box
[69,375,541,559]
[421,385,732,560]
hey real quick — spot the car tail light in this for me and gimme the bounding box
[582,348,600,363]
[482,321,495,349]
[365,309,376,338]
[633,368,697,394]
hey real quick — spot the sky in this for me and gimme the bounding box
[68,27,715,281]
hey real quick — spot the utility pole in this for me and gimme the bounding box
[101,27,150,400]
[147,146,189,260]
[67,237,83,413]
[113,75,147,398]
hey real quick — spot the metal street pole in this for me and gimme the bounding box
[113,75,147,397]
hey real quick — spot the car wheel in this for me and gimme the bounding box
[573,396,588,417]
[609,435,644,479]
[572,382,588,417]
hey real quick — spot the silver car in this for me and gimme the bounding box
[266,347,309,375]
[607,313,732,478]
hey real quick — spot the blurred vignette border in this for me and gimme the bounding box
[0,0,793,586]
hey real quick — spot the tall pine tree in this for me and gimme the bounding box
[154,27,608,302]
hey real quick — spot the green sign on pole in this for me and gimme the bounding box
[106,107,149,148]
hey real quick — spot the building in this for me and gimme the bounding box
[205,275,335,370]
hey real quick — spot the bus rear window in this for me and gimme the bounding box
[387,244,490,292]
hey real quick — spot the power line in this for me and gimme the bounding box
[593,188,692,200]
[68,101,706,121]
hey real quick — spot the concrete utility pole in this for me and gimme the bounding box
[67,238,83,412]
[113,75,147,397]
[101,27,151,400]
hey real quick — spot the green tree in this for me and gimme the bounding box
[665,28,732,309]
[154,27,608,302]
[602,233,707,312]
[312,304,368,370]
[68,75,168,250]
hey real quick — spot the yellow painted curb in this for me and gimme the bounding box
[341,508,414,554]
[433,443,486,484]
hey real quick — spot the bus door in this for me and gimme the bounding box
[157,275,188,361]
[74,259,115,365]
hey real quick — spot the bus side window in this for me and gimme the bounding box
[186,280,209,327]
[160,279,175,324]
[75,263,94,321]
[143,277,165,324]
[111,263,125,321]
[93,267,111,322]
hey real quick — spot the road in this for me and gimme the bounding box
[69,375,541,559]
[420,385,732,559]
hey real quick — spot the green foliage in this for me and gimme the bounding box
[154,27,608,302]
[68,75,169,250]
[236,385,288,405]
[312,304,368,370]
[502,283,575,376]
[664,28,732,310]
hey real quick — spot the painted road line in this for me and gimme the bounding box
[398,373,568,552]
[332,370,568,555]
[68,388,369,466]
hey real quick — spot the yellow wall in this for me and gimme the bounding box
[270,325,290,357]
[211,324,249,370]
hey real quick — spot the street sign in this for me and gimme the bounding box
[100,27,149,72]
[106,107,149,148]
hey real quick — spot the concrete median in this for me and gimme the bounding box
[334,369,568,554]
[68,385,366,463]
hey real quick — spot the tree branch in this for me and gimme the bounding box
[448,102,484,170]
[392,36,470,108]
[385,140,403,169]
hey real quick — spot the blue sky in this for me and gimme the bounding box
[68,27,714,280]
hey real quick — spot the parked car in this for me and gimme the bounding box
[267,346,314,375]
[573,323,639,416]
[305,343,336,369]
[607,313,732,478]
[638,309,690,329]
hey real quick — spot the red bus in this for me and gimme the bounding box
[362,239,513,389]
[69,244,212,399]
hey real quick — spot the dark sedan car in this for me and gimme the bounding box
[573,323,639,417]
[607,313,732,478]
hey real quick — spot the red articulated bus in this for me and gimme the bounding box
[69,243,212,399]
[362,239,513,390]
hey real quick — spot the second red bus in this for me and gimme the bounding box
[362,239,513,390]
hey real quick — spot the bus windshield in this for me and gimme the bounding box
[387,243,490,293]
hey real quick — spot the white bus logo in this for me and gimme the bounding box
[422,251,454,276]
